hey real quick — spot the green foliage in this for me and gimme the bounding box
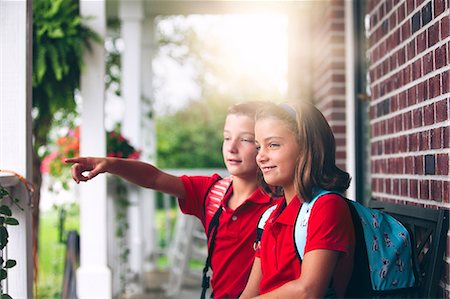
[0,185,23,298]
[32,0,100,155]
[156,99,230,168]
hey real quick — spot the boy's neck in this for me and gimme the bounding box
[227,176,259,210]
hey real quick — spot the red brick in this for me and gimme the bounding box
[412,58,422,80]
[395,114,403,132]
[423,103,435,126]
[435,99,448,123]
[442,70,449,93]
[419,180,429,200]
[387,118,395,134]
[417,31,427,54]
[406,0,414,14]
[431,180,443,202]
[435,45,447,69]
[401,179,408,196]
[420,130,430,150]
[393,179,400,195]
[412,107,423,128]
[422,52,434,75]
[403,111,412,130]
[434,0,445,16]
[407,40,416,60]
[398,48,406,68]
[407,85,416,105]
[417,81,428,102]
[385,138,393,154]
[400,135,407,152]
[436,154,449,175]
[415,155,424,174]
[444,126,450,148]
[399,90,407,108]
[431,127,442,149]
[398,3,406,22]
[381,158,387,173]
[428,75,440,98]
[405,156,414,173]
[409,179,418,197]
[396,157,403,173]
[409,132,419,151]
[385,178,391,193]
[441,15,449,39]
[380,120,386,135]
[443,181,449,203]
[428,23,439,47]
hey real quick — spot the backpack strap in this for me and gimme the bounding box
[293,189,337,259]
[201,176,232,299]
[253,204,278,250]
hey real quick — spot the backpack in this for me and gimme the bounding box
[255,189,417,297]
[201,176,233,299]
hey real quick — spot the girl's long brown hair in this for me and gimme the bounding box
[256,101,350,202]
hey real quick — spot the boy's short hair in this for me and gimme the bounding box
[227,101,270,118]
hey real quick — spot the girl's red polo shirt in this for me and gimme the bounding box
[179,174,275,299]
[256,194,355,297]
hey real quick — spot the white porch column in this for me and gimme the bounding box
[119,0,145,291]
[0,0,33,297]
[79,1,111,298]
[344,0,356,200]
[140,17,157,272]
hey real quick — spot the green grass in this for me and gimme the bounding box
[38,204,79,299]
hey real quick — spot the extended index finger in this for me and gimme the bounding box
[64,157,84,164]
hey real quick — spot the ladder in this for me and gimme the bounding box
[165,211,208,297]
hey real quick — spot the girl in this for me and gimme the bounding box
[65,102,277,299]
[241,102,355,298]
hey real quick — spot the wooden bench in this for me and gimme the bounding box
[368,200,449,298]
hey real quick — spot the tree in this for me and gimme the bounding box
[32,0,99,271]
[156,99,230,168]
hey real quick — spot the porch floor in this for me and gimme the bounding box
[124,269,202,299]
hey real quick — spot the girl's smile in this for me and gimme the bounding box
[255,117,301,201]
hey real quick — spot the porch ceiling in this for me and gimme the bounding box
[106,0,303,20]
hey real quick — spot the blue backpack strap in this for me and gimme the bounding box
[293,189,336,259]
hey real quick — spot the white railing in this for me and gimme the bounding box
[0,173,33,299]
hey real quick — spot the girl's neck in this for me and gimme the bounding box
[283,185,298,205]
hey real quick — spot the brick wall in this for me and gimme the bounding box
[366,0,449,295]
[309,0,347,171]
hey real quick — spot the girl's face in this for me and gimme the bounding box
[222,114,259,179]
[255,117,301,197]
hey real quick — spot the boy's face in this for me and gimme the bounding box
[222,114,259,179]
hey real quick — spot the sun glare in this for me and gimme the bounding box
[154,14,288,114]
[213,15,287,91]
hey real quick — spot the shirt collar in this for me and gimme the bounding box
[221,186,273,208]
[272,195,301,225]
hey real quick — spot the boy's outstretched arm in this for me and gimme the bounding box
[64,157,186,199]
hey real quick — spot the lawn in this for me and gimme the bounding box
[37,203,79,299]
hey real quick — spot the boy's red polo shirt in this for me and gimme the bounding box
[179,174,275,299]
[256,194,355,297]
